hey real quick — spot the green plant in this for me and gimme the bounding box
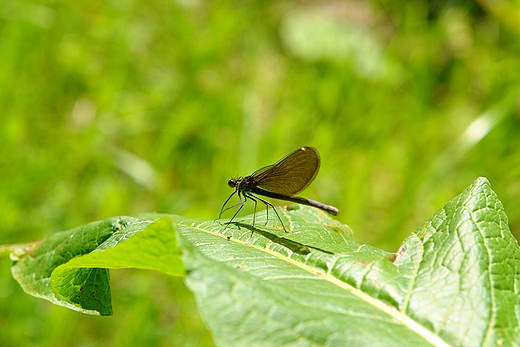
[2,177,518,347]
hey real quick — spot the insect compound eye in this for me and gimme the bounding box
[228,179,237,188]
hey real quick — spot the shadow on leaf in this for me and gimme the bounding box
[230,222,333,255]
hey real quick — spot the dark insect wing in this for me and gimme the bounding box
[219,146,339,231]
[251,147,320,195]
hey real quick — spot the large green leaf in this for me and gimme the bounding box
[177,177,520,347]
[2,177,519,346]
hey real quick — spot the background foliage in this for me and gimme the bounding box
[1,0,519,346]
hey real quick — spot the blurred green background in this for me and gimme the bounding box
[1,0,520,346]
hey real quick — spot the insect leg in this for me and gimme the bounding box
[246,193,287,233]
[219,189,238,218]
[225,190,246,226]
[246,193,257,227]
[221,200,247,214]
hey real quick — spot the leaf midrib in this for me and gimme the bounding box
[179,221,453,347]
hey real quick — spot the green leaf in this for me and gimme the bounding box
[177,177,519,347]
[3,177,519,346]
[8,216,183,315]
